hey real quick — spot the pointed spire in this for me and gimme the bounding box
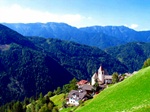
[99,65,103,71]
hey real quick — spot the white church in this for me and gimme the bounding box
[91,66,112,85]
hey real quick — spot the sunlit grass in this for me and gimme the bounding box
[76,67,150,112]
[50,93,66,109]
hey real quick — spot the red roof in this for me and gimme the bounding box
[77,80,88,85]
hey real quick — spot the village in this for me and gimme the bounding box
[66,65,137,106]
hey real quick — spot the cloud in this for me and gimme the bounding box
[0,4,91,27]
[129,24,139,29]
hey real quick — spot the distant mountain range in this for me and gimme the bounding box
[2,22,150,49]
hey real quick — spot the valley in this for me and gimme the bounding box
[1,0,150,111]
[0,23,150,112]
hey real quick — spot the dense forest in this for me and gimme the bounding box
[0,24,73,105]
[28,36,128,79]
[0,92,58,112]
[0,78,78,112]
[105,42,150,72]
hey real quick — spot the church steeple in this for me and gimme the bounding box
[91,65,111,85]
[98,65,104,83]
[98,65,103,74]
[99,65,103,71]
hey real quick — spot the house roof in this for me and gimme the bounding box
[77,80,88,85]
[68,90,87,100]
[78,91,87,100]
[68,90,79,98]
[104,75,112,80]
[80,84,93,91]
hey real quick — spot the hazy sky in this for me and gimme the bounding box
[0,0,150,30]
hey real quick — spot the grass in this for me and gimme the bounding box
[60,106,77,112]
[60,98,93,112]
[50,93,66,109]
[75,67,150,112]
[128,104,150,112]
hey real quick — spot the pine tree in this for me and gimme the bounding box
[142,58,150,68]
[47,91,53,97]
[12,101,24,112]
[62,84,70,93]
[69,78,78,91]
[112,72,119,84]
[56,87,61,95]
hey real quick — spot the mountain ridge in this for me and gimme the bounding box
[3,22,150,49]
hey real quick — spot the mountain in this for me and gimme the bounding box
[0,24,35,48]
[80,26,144,42]
[2,22,89,44]
[76,66,150,112]
[28,36,128,80]
[0,24,137,105]
[0,24,74,105]
[105,42,150,72]
[3,22,150,49]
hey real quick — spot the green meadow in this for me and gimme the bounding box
[75,67,150,112]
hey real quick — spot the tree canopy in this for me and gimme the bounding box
[142,58,150,68]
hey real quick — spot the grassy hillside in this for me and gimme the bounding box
[75,67,150,112]
[50,94,66,109]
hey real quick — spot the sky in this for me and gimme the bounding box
[0,0,150,31]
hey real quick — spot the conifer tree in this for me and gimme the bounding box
[142,58,150,68]
[112,72,119,84]
[69,78,78,91]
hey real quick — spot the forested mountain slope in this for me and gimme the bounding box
[105,42,150,72]
[28,36,128,80]
[0,24,73,105]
